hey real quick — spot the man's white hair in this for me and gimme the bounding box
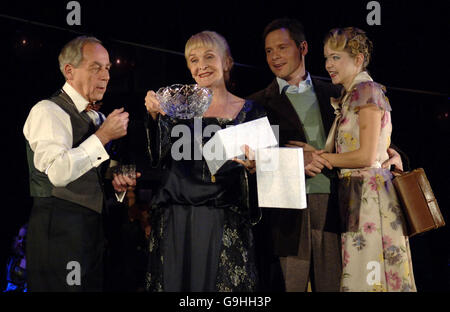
[58,36,102,78]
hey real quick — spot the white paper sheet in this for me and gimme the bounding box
[203,117,278,175]
[256,147,307,209]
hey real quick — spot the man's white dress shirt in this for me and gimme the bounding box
[23,82,109,187]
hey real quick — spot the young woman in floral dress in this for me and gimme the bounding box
[319,27,416,292]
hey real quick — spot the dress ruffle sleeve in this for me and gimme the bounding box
[348,81,392,112]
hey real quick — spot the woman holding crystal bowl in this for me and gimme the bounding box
[135,30,265,291]
[296,27,416,291]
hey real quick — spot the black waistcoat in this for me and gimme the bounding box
[26,90,105,213]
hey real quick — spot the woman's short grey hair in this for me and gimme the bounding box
[58,36,102,78]
[185,30,234,82]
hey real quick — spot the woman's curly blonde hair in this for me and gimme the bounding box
[324,27,373,70]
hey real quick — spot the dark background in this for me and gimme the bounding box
[0,0,448,292]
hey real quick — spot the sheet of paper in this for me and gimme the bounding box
[256,147,307,209]
[203,117,278,175]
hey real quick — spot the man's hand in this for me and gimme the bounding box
[95,108,129,145]
[285,140,316,152]
[303,150,333,177]
[285,140,333,177]
[382,147,403,175]
[112,172,142,193]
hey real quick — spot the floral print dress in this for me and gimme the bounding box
[334,73,416,292]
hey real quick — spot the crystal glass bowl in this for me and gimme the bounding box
[156,84,213,119]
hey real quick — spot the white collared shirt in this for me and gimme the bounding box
[23,82,109,187]
[277,72,313,94]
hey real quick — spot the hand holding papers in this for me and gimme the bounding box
[203,117,278,175]
[202,117,306,209]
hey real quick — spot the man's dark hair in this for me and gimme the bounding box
[263,18,306,46]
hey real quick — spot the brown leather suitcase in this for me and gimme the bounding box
[393,168,445,237]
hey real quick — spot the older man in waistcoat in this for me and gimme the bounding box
[23,36,129,291]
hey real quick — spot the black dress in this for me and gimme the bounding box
[145,100,265,292]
